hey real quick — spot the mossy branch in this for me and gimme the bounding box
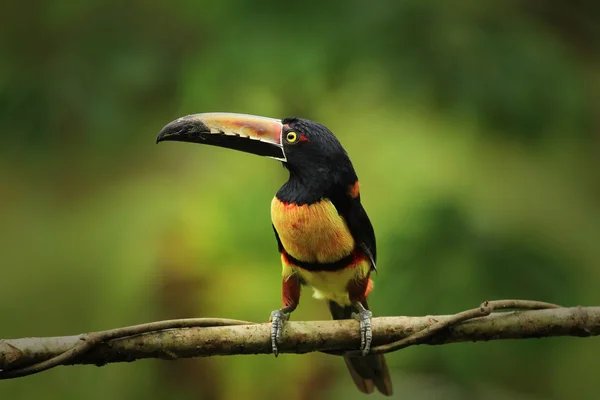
[1,301,599,380]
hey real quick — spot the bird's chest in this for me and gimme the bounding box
[271,197,355,263]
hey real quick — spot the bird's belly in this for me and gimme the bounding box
[271,197,355,263]
[293,259,371,305]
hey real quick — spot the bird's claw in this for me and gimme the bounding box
[269,309,290,357]
[352,307,373,356]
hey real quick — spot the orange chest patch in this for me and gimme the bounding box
[271,197,355,263]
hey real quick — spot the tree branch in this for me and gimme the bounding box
[1,302,599,380]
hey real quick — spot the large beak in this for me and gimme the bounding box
[156,113,286,161]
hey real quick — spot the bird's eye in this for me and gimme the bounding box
[285,131,298,143]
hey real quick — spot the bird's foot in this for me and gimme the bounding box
[269,308,290,357]
[352,303,373,356]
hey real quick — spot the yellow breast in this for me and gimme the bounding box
[271,197,355,263]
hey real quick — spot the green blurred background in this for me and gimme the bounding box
[1,1,599,399]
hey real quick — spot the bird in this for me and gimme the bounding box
[156,113,392,396]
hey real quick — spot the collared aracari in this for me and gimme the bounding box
[157,113,392,396]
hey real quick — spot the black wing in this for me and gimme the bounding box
[330,187,377,269]
[272,224,284,253]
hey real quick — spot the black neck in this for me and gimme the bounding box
[276,162,357,205]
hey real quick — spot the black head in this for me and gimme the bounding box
[281,117,355,179]
[276,117,358,204]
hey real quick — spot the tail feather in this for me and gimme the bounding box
[329,301,393,396]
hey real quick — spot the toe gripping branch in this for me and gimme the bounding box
[352,302,373,356]
[270,306,294,357]
[270,275,301,356]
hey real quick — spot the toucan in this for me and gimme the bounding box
[157,113,392,396]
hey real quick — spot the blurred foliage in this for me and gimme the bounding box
[1,1,599,399]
